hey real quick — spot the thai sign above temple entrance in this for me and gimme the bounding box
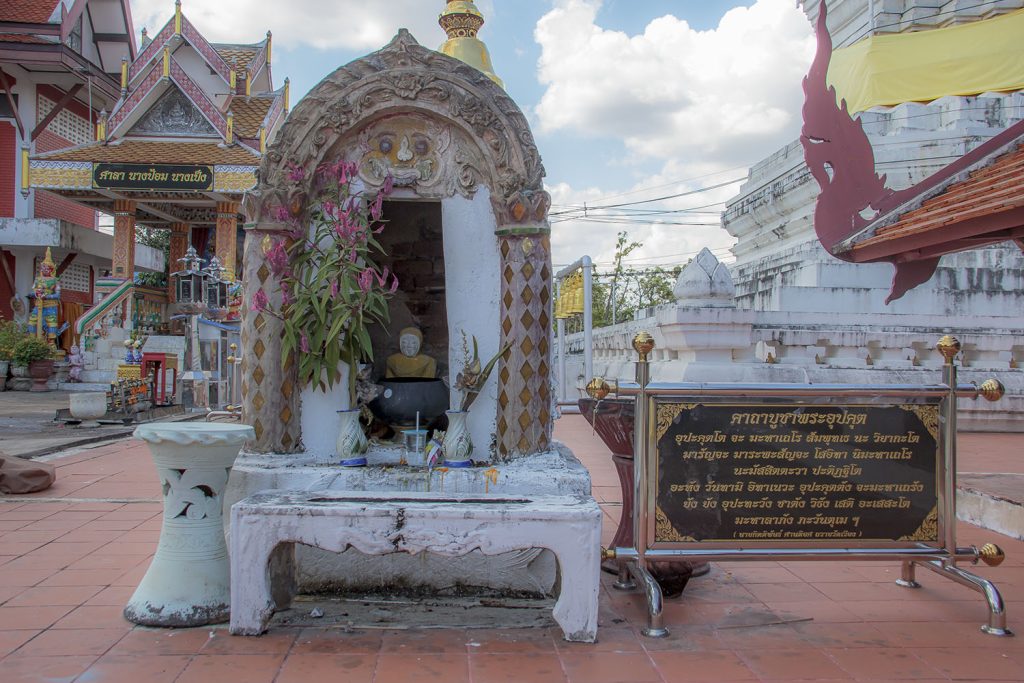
[92,163,214,191]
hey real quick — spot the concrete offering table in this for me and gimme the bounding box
[229,490,602,642]
[125,422,254,627]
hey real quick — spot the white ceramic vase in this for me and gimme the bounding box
[69,392,107,427]
[442,410,473,468]
[337,408,369,466]
[124,422,254,627]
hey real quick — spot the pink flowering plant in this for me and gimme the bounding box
[253,160,398,403]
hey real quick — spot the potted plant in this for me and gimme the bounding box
[0,318,24,391]
[13,336,56,392]
[443,332,511,467]
[252,161,398,466]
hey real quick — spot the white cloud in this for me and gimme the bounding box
[534,0,814,167]
[537,0,814,271]
[548,159,742,271]
[130,0,495,50]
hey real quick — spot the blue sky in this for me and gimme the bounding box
[131,0,816,268]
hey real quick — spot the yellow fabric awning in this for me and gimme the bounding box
[828,9,1024,114]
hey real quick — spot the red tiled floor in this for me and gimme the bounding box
[0,629,40,657]
[52,604,134,630]
[275,653,376,683]
[0,605,75,630]
[468,627,557,653]
[375,653,470,682]
[175,653,285,683]
[107,627,212,656]
[12,626,128,657]
[290,627,383,655]
[77,653,192,683]
[1,419,1023,682]
[5,584,103,607]
[469,652,568,683]
[0,654,96,683]
[650,650,756,682]
[825,646,943,679]
[201,628,297,655]
[561,651,662,682]
[914,647,1024,680]
[737,647,852,679]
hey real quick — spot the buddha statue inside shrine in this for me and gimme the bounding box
[385,327,437,379]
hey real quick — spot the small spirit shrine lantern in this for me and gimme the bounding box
[203,256,229,314]
[172,246,205,311]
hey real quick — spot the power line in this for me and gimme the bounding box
[552,217,723,227]
[549,166,750,209]
[548,177,745,217]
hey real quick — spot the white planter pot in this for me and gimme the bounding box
[442,410,473,468]
[69,392,107,427]
[124,422,254,627]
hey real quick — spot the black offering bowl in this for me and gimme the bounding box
[368,377,449,426]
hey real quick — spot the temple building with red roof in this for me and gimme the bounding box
[0,0,142,329]
[3,0,285,393]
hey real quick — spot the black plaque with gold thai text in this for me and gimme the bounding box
[654,403,939,544]
[92,163,214,191]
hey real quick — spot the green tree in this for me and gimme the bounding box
[135,225,171,288]
[592,232,681,326]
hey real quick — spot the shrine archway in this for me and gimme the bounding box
[240,30,552,458]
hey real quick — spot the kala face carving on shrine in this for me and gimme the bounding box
[358,116,448,193]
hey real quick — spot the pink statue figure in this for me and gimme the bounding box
[67,344,84,382]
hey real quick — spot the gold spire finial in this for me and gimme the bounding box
[438,0,504,88]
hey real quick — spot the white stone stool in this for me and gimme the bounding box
[125,422,254,626]
[229,490,602,642]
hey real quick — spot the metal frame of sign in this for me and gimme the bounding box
[588,334,1010,639]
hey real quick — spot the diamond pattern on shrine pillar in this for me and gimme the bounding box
[496,234,553,459]
[242,231,300,454]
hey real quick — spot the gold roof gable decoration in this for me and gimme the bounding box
[438,0,504,89]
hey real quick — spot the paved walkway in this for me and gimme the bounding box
[0,416,1021,682]
[0,390,190,460]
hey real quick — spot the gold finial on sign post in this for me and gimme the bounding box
[633,332,654,362]
[586,377,616,400]
[937,335,960,365]
[978,379,1005,402]
[978,543,1006,567]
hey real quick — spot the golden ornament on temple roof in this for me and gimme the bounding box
[438,0,504,88]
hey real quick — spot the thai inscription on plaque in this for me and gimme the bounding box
[654,403,939,544]
[93,163,214,191]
